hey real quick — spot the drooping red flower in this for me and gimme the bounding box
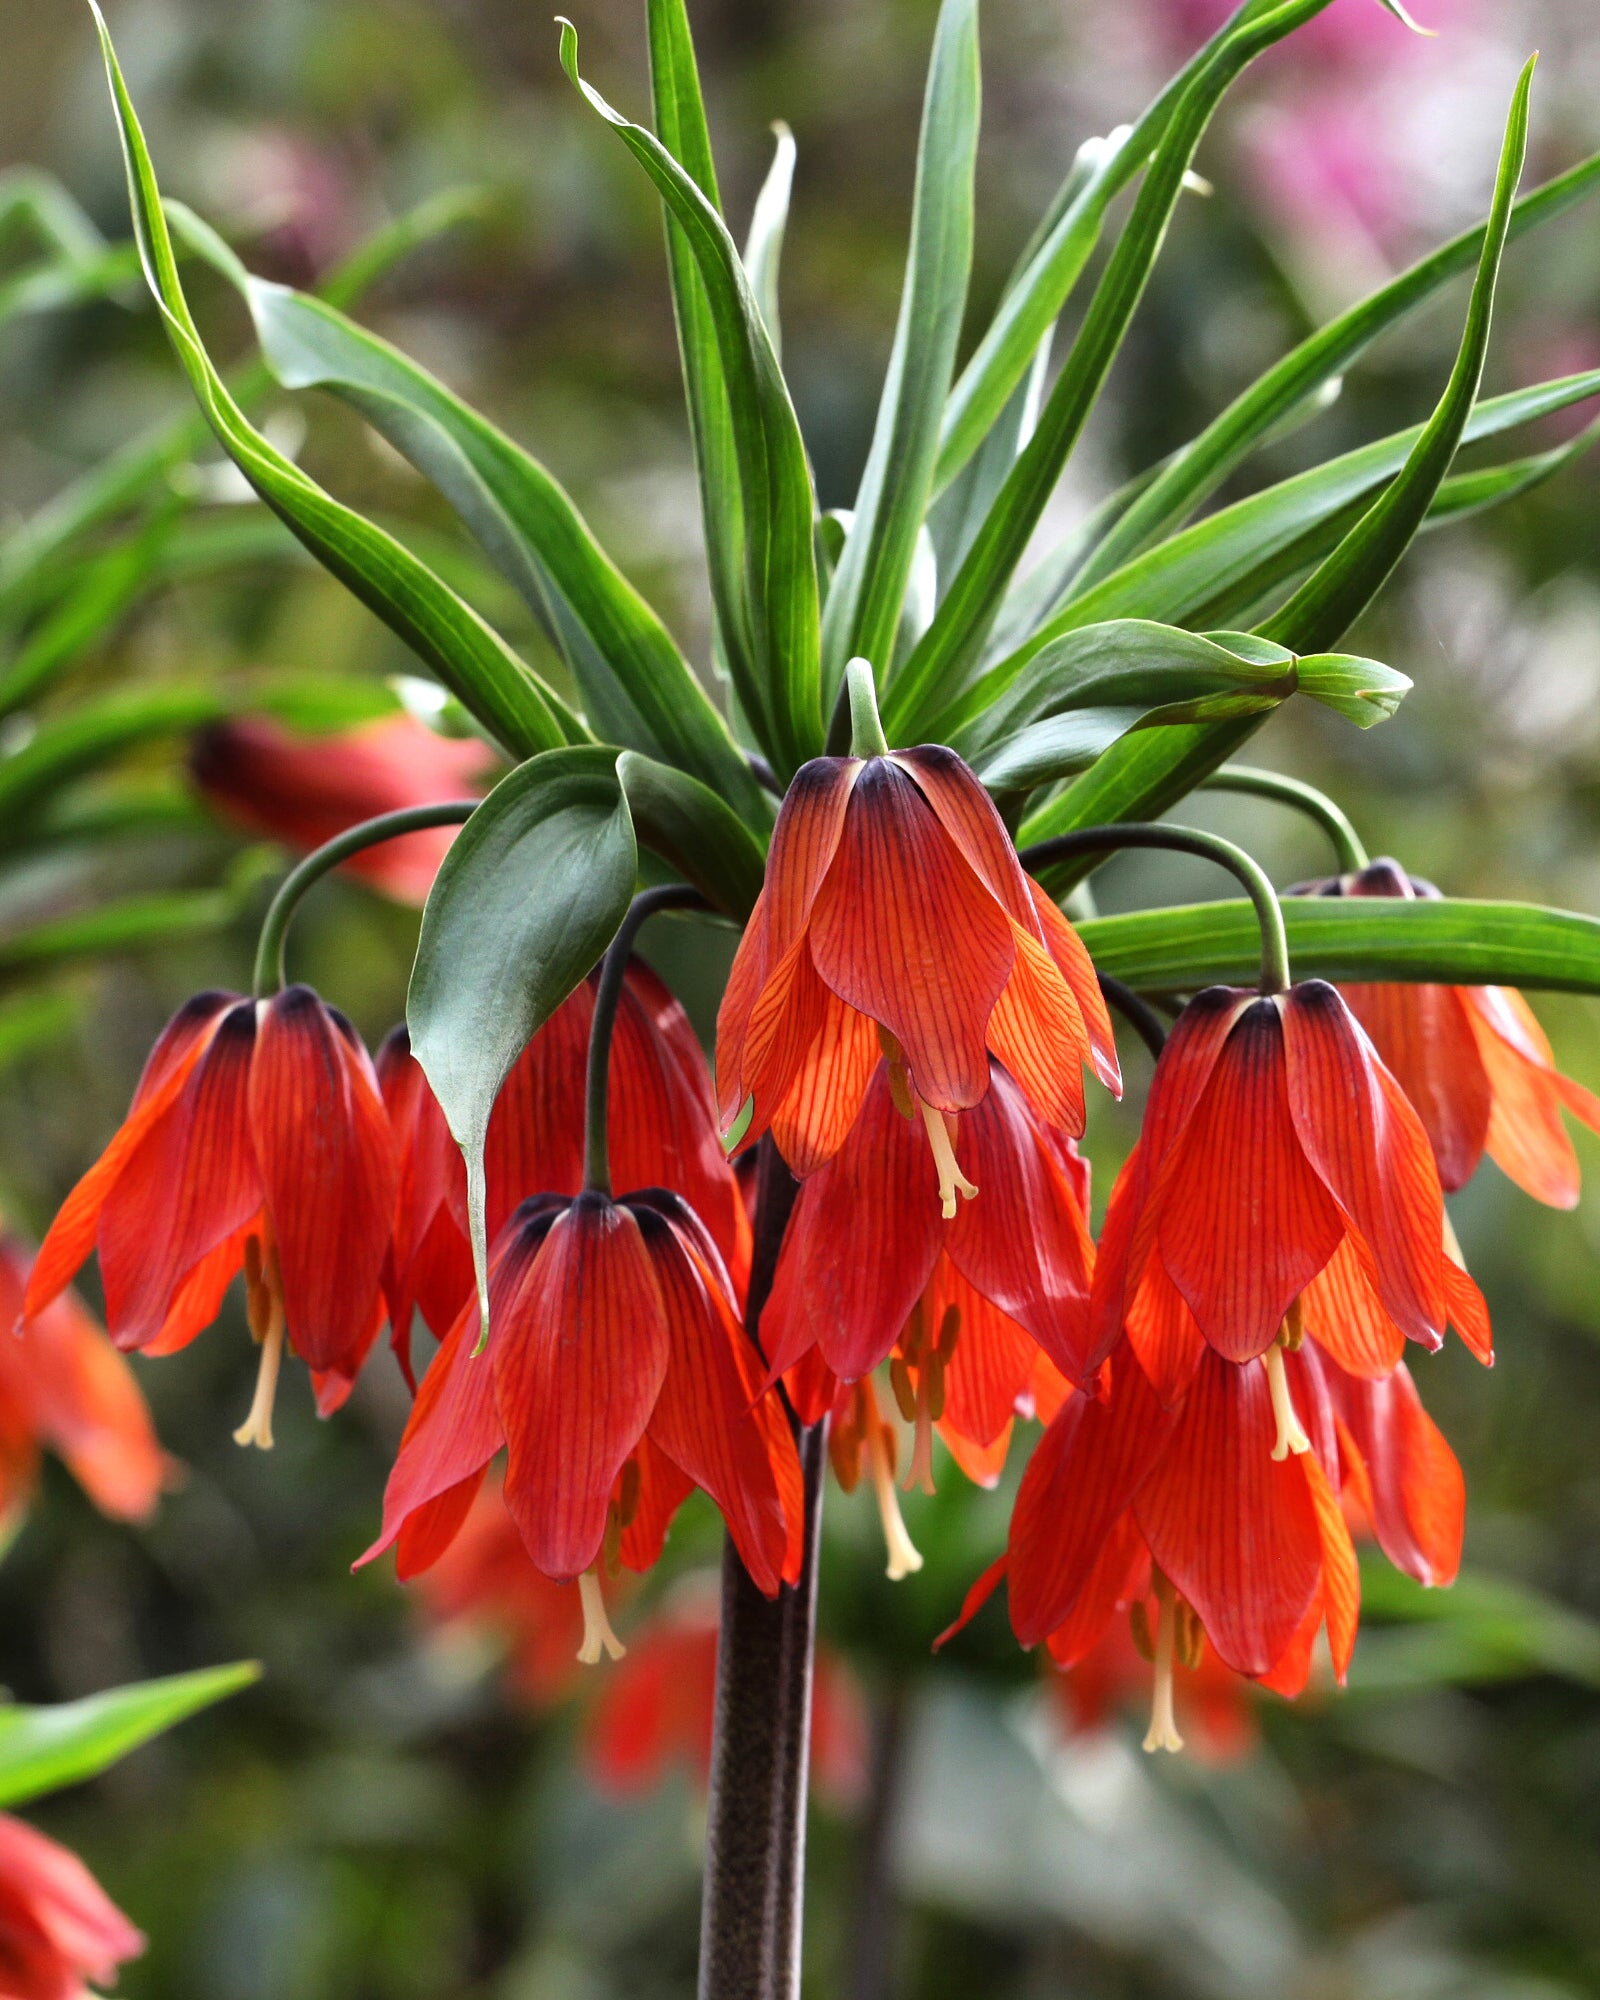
[0,1811,143,1999]
[377,959,749,1379]
[191,713,496,904]
[1090,980,1490,1386]
[0,1235,168,1531]
[763,1059,1097,1400]
[363,1188,803,1655]
[715,748,1118,1206]
[1045,1604,1259,1765]
[22,987,397,1437]
[582,1579,867,1807]
[1303,860,1600,1206]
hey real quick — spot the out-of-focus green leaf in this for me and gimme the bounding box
[564,17,821,778]
[1262,57,1532,652]
[1071,894,1600,995]
[884,0,1336,737]
[317,185,490,313]
[90,5,581,761]
[616,750,764,919]
[408,746,637,1315]
[194,258,764,824]
[0,889,241,975]
[1352,1562,1600,1693]
[0,1663,259,1809]
[821,0,980,694]
[1068,146,1600,591]
[0,991,75,1073]
[743,123,795,359]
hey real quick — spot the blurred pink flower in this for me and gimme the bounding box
[0,1814,143,1999]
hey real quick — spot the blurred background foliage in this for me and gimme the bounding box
[4,0,1600,1994]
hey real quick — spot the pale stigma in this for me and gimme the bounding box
[864,1386,923,1581]
[1263,1340,1311,1461]
[233,1241,286,1451]
[1142,1591,1185,1755]
[917,1097,977,1219]
[577,1567,627,1664]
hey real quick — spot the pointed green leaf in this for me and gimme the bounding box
[563,18,821,778]
[88,3,580,761]
[821,0,980,694]
[0,1664,259,1810]
[743,123,795,360]
[408,747,637,1319]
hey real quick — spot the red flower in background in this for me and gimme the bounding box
[715,748,1117,1207]
[364,1189,802,1657]
[191,714,496,905]
[1091,982,1490,1412]
[23,987,397,1440]
[1305,860,1600,1207]
[377,959,749,1380]
[0,1235,168,1532]
[0,1811,143,1999]
[1046,1609,1258,1765]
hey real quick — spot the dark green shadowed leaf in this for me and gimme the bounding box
[563,18,821,780]
[1074,895,1600,995]
[88,5,580,762]
[408,747,637,1321]
[617,751,765,920]
[0,1664,260,1810]
[821,0,981,695]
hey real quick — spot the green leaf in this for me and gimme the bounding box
[0,1663,259,1810]
[1073,893,1600,995]
[0,888,242,974]
[930,331,1054,596]
[743,123,795,360]
[408,746,638,1317]
[198,262,766,826]
[617,750,765,920]
[1067,146,1600,592]
[883,0,1337,737]
[820,0,980,694]
[0,991,76,1074]
[88,4,581,762]
[1262,57,1533,652]
[563,16,821,778]
[1351,1562,1600,1694]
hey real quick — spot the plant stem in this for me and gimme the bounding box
[581,884,707,1194]
[699,1140,825,2000]
[1020,822,1292,994]
[1096,973,1168,1062]
[250,800,478,996]
[1201,763,1369,875]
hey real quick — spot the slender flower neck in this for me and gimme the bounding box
[582,885,710,1195]
[1019,823,1292,996]
[1203,765,1371,876]
[1143,1579,1185,1755]
[845,655,890,758]
[233,1230,286,1451]
[251,800,480,996]
[577,1568,627,1664]
[1263,1336,1311,1462]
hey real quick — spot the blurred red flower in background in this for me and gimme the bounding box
[191,714,496,905]
[0,1811,143,1999]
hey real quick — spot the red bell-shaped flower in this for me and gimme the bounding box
[1090,980,1489,1372]
[363,1187,803,1656]
[715,748,1118,1204]
[0,1811,144,2000]
[1306,859,1600,1205]
[23,986,397,1437]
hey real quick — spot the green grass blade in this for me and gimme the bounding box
[743,123,796,360]
[0,888,242,974]
[1261,58,1533,652]
[563,18,821,778]
[820,0,981,695]
[88,3,578,761]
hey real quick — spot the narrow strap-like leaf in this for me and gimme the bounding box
[88,4,580,761]
[564,19,822,779]
[744,123,796,360]
[1261,58,1533,651]
[820,0,981,696]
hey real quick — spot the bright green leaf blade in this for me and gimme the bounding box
[883,0,1336,736]
[821,0,980,693]
[1068,145,1600,591]
[407,746,637,1318]
[204,269,765,826]
[617,750,765,919]
[89,4,579,762]
[1073,894,1600,994]
[1261,57,1532,652]
[564,17,821,778]
[0,1663,259,1810]
[929,330,1054,597]
[743,122,795,360]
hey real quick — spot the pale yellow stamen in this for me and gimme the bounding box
[905,1366,938,1497]
[1263,1341,1311,1461]
[232,1292,285,1451]
[1142,1591,1185,1755]
[918,1097,977,1219]
[865,1395,923,1580]
[577,1567,627,1665]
